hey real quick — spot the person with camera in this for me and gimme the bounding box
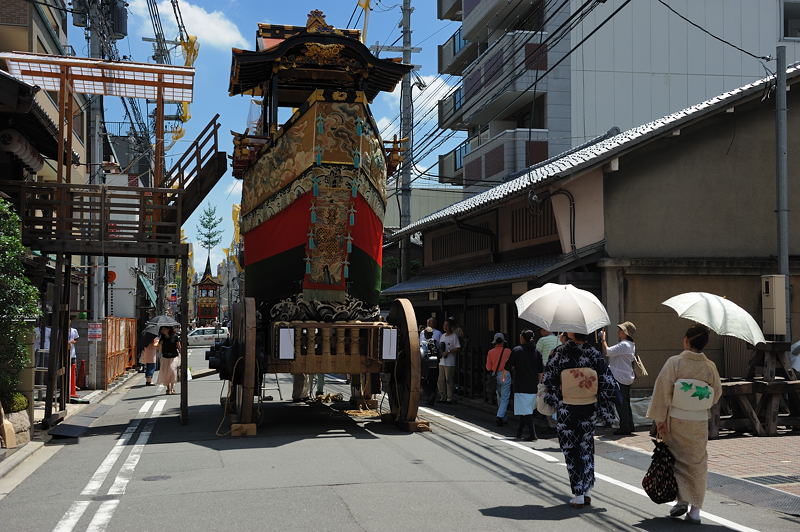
[599,321,637,435]
[420,327,440,405]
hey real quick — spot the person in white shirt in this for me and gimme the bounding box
[68,326,79,393]
[600,321,637,435]
[437,320,460,403]
[419,317,442,346]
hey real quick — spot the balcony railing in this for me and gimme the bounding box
[439,27,478,75]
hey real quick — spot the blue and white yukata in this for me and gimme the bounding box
[542,340,617,497]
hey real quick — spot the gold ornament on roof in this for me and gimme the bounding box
[306,10,336,34]
[303,43,345,64]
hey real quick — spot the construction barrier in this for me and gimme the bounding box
[103,317,137,387]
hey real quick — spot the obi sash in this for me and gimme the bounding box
[560,367,598,405]
[671,378,715,421]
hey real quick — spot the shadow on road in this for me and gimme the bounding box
[633,517,733,530]
[479,503,607,520]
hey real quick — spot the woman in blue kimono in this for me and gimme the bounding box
[542,331,617,508]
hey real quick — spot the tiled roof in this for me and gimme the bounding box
[381,255,561,295]
[391,64,800,240]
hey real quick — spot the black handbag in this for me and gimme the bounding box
[642,438,678,504]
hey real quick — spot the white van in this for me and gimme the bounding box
[187,326,230,346]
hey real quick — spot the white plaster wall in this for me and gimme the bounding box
[550,168,604,253]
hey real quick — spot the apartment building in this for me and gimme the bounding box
[0,0,89,183]
[437,0,800,193]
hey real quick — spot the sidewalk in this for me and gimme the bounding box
[0,369,139,480]
[454,393,800,498]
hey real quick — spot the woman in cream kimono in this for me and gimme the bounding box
[646,324,722,524]
[542,332,617,508]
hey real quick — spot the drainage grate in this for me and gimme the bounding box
[744,475,800,485]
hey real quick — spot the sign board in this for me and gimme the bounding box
[88,322,102,341]
[167,283,177,302]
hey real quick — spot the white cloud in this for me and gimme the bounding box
[225,179,242,197]
[129,0,248,52]
[377,115,398,139]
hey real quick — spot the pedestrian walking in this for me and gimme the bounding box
[437,320,460,403]
[542,332,617,508]
[535,328,559,366]
[313,373,325,397]
[419,327,440,405]
[485,333,512,426]
[502,330,543,441]
[646,324,722,524]
[140,335,160,386]
[156,326,180,395]
[600,321,637,435]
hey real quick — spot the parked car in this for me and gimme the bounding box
[187,326,229,346]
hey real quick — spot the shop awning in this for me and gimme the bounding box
[137,272,157,307]
[382,242,606,296]
[382,255,562,295]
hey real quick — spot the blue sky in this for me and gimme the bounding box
[68,0,459,274]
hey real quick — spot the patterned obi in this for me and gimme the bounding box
[671,378,715,420]
[560,367,598,405]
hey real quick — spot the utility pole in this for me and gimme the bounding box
[399,0,413,281]
[776,46,792,344]
[88,0,105,322]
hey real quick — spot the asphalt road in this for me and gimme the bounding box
[1,347,798,531]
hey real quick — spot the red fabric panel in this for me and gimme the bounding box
[350,194,383,266]
[243,194,311,266]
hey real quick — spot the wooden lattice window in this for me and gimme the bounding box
[511,201,556,243]
[430,224,492,262]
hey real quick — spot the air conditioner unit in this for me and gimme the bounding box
[761,274,786,336]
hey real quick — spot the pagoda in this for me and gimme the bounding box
[194,257,222,325]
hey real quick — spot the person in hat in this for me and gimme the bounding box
[599,321,637,435]
[502,330,544,440]
[485,332,512,426]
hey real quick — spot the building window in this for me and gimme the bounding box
[784,1,800,38]
[511,201,557,243]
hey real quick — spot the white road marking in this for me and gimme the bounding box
[85,500,120,532]
[51,399,166,532]
[138,400,154,413]
[81,402,153,496]
[423,407,759,532]
[51,500,91,532]
[418,407,560,463]
[592,470,760,532]
[107,399,166,496]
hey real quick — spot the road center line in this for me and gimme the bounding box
[106,399,166,496]
[418,407,560,463]
[51,500,91,532]
[85,500,120,532]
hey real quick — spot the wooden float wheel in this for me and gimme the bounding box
[385,298,420,424]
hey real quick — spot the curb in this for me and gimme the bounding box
[0,441,43,479]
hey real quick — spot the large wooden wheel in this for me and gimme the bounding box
[385,298,421,426]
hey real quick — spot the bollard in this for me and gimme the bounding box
[70,363,79,398]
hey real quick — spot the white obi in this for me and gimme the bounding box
[560,368,598,405]
[671,378,715,420]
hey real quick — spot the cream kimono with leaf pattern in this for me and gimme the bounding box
[646,350,722,507]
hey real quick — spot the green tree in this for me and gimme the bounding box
[196,204,223,260]
[0,199,40,412]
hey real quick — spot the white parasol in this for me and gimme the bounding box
[662,292,766,346]
[515,283,611,334]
